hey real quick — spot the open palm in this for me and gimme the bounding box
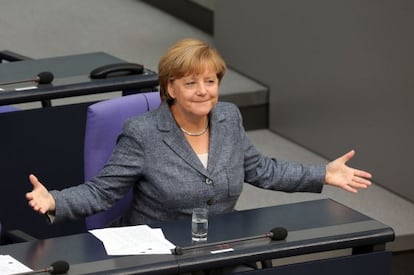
[325,150,372,193]
[26,174,55,214]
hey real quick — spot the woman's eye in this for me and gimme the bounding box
[185,81,195,86]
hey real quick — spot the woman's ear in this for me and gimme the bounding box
[167,82,175,99]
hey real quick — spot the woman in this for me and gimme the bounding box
[26,38,372,226]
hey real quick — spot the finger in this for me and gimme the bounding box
[29,174,38,183]
[28,199,39,211]
[342,184,358,193]
[37,207,47,214]
[349,182,369,190]
[28,200,46,214]
[353,169,372,179]
[28,199,38,210]
[34,205,46,214]
[337,150,355,163]
[340,150,355,163]
[25,192,33,200]
[352,176,372,187]
[29,174,42,189]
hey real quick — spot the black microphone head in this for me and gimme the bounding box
[50,260,69,274]
[37,71,54,84]
[269,227,288,241]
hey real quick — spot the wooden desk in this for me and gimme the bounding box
[0,199,394,274]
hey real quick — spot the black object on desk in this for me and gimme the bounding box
[89,62,144,79]
[0,199,395,275]
[0,52,158,107]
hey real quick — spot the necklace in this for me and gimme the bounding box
[180,119,209,136]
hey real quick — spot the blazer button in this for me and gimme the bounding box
[207,198,215,205]
[205,178,213,185]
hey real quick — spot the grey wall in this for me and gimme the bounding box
[214,0,414,202]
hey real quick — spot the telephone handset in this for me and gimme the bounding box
[90,62,144,79]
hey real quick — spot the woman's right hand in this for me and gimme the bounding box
[26,174,56,214]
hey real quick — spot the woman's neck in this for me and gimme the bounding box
[170,105,209,133]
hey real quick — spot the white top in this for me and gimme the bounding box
[197,153,208,169]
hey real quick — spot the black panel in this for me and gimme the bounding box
[0,104,91,240]
[240,251,392,275]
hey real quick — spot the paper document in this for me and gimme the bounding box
[0,255,32,274]
[89,225,175,255]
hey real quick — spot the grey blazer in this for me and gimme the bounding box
[51,102,325,225]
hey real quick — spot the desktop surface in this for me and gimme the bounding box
[0,52,158,105]
[0,199,394,274]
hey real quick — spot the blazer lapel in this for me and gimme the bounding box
[206,106,227,172]
[157,103,210,176]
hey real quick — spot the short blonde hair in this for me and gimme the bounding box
[158,38,226,104]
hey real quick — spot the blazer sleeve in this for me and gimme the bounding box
[50,118,144,223]
[238,113,325,193]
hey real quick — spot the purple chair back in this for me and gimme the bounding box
[84,92,161,230]
[0,106,19,113]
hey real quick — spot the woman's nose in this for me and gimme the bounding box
[196,82,208,95]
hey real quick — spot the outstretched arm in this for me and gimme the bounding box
[325,150,372,193]
[25,174,56,214]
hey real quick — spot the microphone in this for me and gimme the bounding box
[171,227,288,255]
[16,260,69,274]
[0,71,54,86]
[36,71,54,84]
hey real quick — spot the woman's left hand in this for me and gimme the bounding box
[325,150,372,193]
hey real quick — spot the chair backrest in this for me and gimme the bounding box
[0,106,19,113]
[84,92,161,230]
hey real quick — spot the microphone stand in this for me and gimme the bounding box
[172,232,275,255]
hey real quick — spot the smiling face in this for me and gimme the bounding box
[168,68,219,119]
[158,38,226,105]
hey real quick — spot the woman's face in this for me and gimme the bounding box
[168,69,219,118]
